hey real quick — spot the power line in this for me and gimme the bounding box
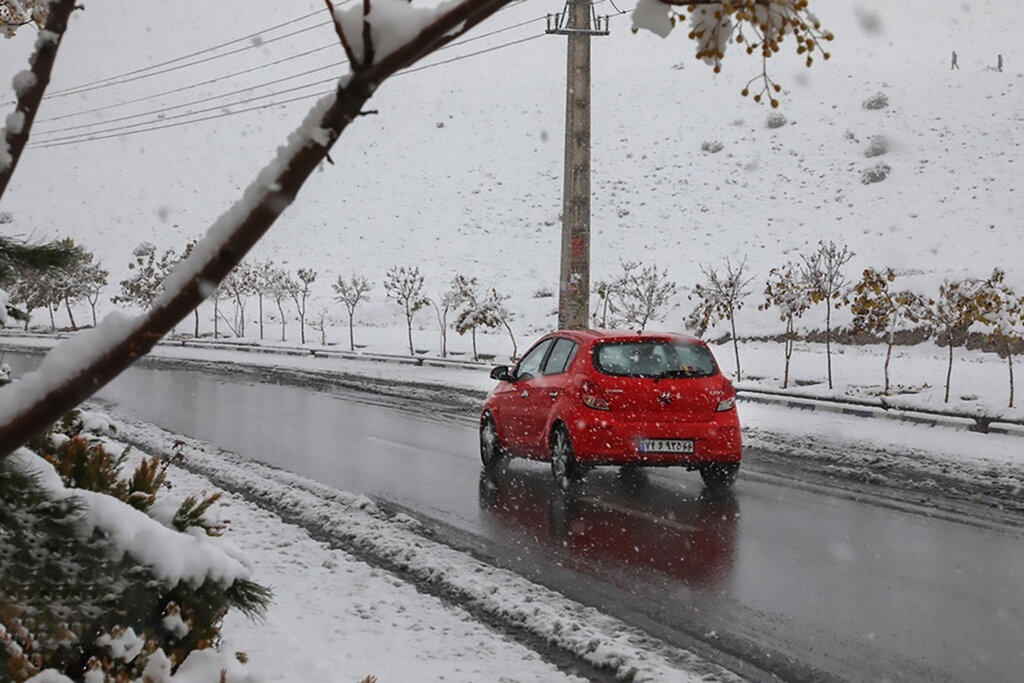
[29,33,547,149]
[47,20,333,100]
[33,9,546,138]
[35,0,538,126]
[27,0,629,149]
[37,43,336,124]
[44,8,330,98]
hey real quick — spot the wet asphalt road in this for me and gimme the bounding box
[7,352,1024,682]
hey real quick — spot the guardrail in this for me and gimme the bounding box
[736,385,1024,436]
[3,330,1022,437]
[164,337,492,370]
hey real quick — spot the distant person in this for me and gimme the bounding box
[998,54,1003,72]
[951,51,960,70]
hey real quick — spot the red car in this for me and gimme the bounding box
[480,330,742,489]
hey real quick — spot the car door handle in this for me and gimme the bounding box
[520,390,529,398]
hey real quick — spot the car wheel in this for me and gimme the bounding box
[699,462,739,489]
[479,413,507,471]
[550,425,579,490]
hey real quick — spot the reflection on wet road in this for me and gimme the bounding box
[7,353,1023,682]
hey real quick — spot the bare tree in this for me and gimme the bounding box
[385,265,429,355]
[220,262,257,338]
[431,279,465,358]
[178,238,202,337]
[801,240,854,389]
[688,257,754,380]
[758,261,810,389]
[81,259,109,328]
[592,278,616,328]
[286,268,317,345]
[0,0,834,455]
[9,267,60,330]
[308,307,331,346]
[606,261,678,331]
[332,273,372,351]
[489,288,518,360]
[47,237,101,330]
[452,275,493,360]
[264,267,293,342]
[251,260,278,341]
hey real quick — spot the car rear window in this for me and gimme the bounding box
[592,341,718,378]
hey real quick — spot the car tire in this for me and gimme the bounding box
[699,462,739,489]
[550,425,579,491]
[479,413,507,471]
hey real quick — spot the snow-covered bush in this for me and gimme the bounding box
[864,135,889,157]
[863,91,889,110]
[861,163,892,184]
[766,111,788,129]
[700,140,724,153]
[0,417,270,682]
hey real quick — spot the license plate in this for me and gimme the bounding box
[638,439,694,454]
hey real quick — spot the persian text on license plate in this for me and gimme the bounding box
[638,439,694,454]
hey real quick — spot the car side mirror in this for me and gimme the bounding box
[490,365,511,381]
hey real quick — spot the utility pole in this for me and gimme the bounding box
[547,1,608,330]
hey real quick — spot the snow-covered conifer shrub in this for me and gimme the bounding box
[701,140,724,153]
[766,112,788,129]
[865,135,889,158]
[861,163,892,184]
[2,418,271,681]
[862,91,889,110]
[532,287,554,298]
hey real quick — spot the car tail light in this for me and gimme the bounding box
[716,378,737,412]
[580,380,611,411]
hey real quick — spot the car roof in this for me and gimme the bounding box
[548,329,706,346]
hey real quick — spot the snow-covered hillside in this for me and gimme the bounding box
[0,0,1018,340]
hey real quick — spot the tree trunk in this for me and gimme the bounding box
[348,312,355,351]
[258,294,265,340]
[944,334,954,403]
[63,295,77,330]
[729,312,741,381]
[825,302,833,389]
[1008,344,1015,409]
[213,297,220,338]
[406,314,414,355]
[193,308,199,337]
[90,302,98,327]
[48,303,56,331]
[884,330,894,395]
[276,299,286,342]
[783,316,794,389]
[502,319,517,360]
[471,327,478,361]
[235,296,245,337]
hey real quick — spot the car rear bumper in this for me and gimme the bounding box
[569,412,742,465]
